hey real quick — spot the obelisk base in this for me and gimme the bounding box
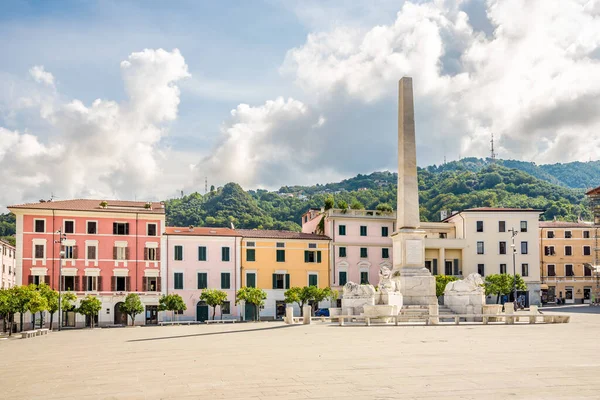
[392,229,437,306]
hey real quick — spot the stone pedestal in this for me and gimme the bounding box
[363,305,399,323]
[342,297,375,316]
[380,292,403,309]
[428,304,439,325]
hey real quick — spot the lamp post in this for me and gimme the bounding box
[54,230,67,331]
[509,228,519,311]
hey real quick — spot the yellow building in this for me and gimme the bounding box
[539,221,596,304]
[237,229,330,320]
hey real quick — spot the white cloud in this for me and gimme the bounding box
[0,48,190,207]
[29,65,55,86]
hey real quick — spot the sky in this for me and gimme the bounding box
[1,0,600,208]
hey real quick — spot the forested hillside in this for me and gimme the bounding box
[1,159,596,236]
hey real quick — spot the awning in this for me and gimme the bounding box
[540,284,549,290]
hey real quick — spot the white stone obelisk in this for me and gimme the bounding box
[392,77,437,306]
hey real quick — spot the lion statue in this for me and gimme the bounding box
[343,281,376,297]
[444,273,485,294]
[378,265,401,293]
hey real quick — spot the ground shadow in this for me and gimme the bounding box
[127,323,298,342]
[540,305,600,315]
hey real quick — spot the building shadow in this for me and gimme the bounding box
[127,324,298,342]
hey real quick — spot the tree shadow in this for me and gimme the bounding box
[127,323,298,342]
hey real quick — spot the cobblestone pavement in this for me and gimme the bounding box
[2,309,599,400]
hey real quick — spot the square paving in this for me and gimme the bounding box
[1,307,599,399]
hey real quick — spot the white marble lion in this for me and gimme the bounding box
[444,273,485,294]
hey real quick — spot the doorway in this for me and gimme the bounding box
[114,302,127,325]
[275,301,286,320]
[584,287,591,304]
[145,306,158,325]
[244,303,256,321]
[196,301,209,322]
[565,287,574,304]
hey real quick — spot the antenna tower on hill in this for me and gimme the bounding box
[490,132,496,162]
[205,176,208,194]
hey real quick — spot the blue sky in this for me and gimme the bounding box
[1,0,599,206]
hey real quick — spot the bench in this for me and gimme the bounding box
[39,328,49,335]
[335,312,570,326]
[21,330,37,339]
[205,320,236,324]
[158,321,203,326]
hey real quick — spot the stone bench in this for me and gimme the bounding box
[158,321,203,326]
[205,320,236,324]
[39,328,49,335]
[21,330,38,339]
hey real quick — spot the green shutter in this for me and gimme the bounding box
[304,251,309,263]
[247,249,255,262]
[317,251,322,263]
[272,274,277,289]
[453,259,459,276]
[339,271,347,285]
[199,246,206,261]
[309,275,318,286]
[221,273,230,289]
[247,273,256,288]
[285,274,290,289]
[197,273,207,289]
[433,259,438,275]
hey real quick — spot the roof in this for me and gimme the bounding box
[443,207,543,222]
[586,186,600,196]
[236,229,330,240]
[539,221,593,229]
[0,238,15,249]
[164,227,240,236]
[8,199,165,214]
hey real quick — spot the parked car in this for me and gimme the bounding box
[314,308,329,317]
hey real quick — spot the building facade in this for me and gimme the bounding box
[8,199,165,328]
[1,239,16,289]
[445,208,543,306]
[539,221,596,304]
[163,227,241,321]
[238,229,330,320]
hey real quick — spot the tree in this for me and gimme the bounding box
[27,286,48,330]
[12,285,33,332]
[484,274,528,304]
[60,292,77,328]
[284,286,331,316]
[200,289,228,320]
[120,293,144,326]
[0,288,18,335]
[376,203,393,213]
[350,199,365,210]
[337,200,348,211]
[236,287,267,321]
[435,275,459,297]
[77,295,102,328]
[324,195,334,210]
[158,294,187,321]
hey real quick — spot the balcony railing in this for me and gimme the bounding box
[327,209,396,219]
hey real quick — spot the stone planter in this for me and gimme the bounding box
[483,304,503,322]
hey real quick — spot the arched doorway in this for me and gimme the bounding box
[114,302,127,325]
[196,301,209,322]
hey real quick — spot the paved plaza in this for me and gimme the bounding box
[1,307,600,400]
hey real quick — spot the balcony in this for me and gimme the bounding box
[425,238,466,249]
[327,209,396,219]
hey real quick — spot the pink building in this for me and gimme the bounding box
[1,239,16,289]
[163,227,241,321]
[8,199,165,327]
[302,208,395,299]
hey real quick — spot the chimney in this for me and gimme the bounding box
[440,210,448,220]
[189,225,194,232]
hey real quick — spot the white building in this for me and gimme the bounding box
[1,239,17,289]
[445,208,543,305]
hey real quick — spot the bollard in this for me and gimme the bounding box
[285,306,294,324]
[529,305,538,324]
[428,304,439,325]
[504,303,514,325]
[302,305,312,325]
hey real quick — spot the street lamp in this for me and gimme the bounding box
[54,230,67,331]
[509,228,519,311]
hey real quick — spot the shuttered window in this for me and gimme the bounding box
[360,271,369,284]
[339,225,346,235]
[221,272,231,289]
[360,226,367,236]
[174,272,184,289]
[246,273,256,288]
[339,247,346,257]
[246,249,255,261]
[308,274,318,287]
[360,248,368,258]
[276,250,285,262]
[222,247,230,262]
[339,271,347,286]
[197,273,207,289]
[382,248,389,259]
[174,245,183,261]
[198,246,207,261]
[381,227,388,237]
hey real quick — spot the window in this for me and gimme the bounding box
[221,272,231,289]
[246,249,255,262]
[547,231,555,239]
[221,301,231,315]
[174,245,183,261]
[477,241,484,254]
[360,247,368,258]
[521,263,529,277]
[246,273,256,288]
[382,248,390,259]
[146,248,157,261]
[276,242,285,248]
[63,276,75,291]
[544,246,556,256]
[500,264,507,274]
[548,265,556,277]
[276,249,286,262]
[308,274,318,287]
[477,264,485,276]
[197,272,208,289]
[498,221,506,232]
[198,246,207,261]
[439,232,447,239]
[585,265,592,277]
[339,225,346,236]
[521,241,528,255]
[360,226,368,236]
[584,231,590,239]
[85,276,98,291]
[222,247,230,262]
[116,276,126,291]
[339,271,347,286]
[115,246,127,260]
[304,250,322,263]
[147,224,157,236]
[247,241,255,247]
[425,260,432,274]
[34,244,44,259]
[113,222,129,235]
[145,277,158,292]
[566,264,574,277]
[32,275,43,285]
[339,247,346,257]
[565,246,572,256]
[445,260,453,275]
[34,219,45,233]
[476,221,483,232]
[308,243,317,249]
[63,245,74,259]
[565,231,572,239]
[499,242,506,254]
[64,220,75,234]
[360,271,369,284]
[272,273,289,289]
[87,221,97,234]
[520,221,527,232]
[584,246,591,256]
[174,272,184,289]
[382,226,389,237]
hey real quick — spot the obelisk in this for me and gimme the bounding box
[392,77,437,305]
